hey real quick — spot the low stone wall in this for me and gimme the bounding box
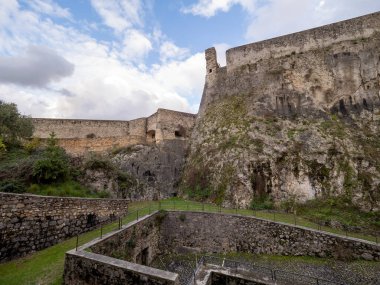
[89,212,163,265]
[160,212,380,261]
[0,192,129,262]
[63,212,179,285]
[64,251,179,285]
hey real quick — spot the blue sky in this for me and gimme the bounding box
[0,0,379,120]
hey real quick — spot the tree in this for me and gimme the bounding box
[32,132,70,183]
[0,101,34,146]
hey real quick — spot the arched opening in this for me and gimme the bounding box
[146,130,156,143]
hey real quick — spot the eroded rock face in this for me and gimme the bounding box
[183,29,380,210]
[81,141,190,200]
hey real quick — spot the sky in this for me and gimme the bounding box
[0,0,379,120]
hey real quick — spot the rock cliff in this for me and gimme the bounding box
[182,12,380,210]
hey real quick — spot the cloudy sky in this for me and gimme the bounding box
[0,0,379,120]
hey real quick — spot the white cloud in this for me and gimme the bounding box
[159,41,189,62]
[121,29,152,61]
[90,0,142,33]
[0,1,204,120]
[182,0,255,17]
[26,0,71,19]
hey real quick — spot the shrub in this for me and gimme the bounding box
[0,179,25,193]
[32,133,70,184]
[24,137,40,153]
[84,155,115,172]
[250,194,274,210]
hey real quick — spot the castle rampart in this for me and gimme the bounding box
[32,109,196,155]
[226,12,380,72]
[200,11,380,116]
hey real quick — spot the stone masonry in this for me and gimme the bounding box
[0,192,129,262]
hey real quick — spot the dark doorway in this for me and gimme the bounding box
[137,247,150,266]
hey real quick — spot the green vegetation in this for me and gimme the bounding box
[0,100,34,146]
[27,181,109,198]
[250,194,274,210]
[296,197,380,235]
[0,198,378,285]
[32,133,70,184]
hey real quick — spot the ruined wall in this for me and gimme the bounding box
[160,212,380,261]
[185,12,380,209]
[0,192,128,262]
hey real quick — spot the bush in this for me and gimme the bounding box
[250,194,274,210]
[32,133,70,184]
[0,179,26,193]
[84,155,115,172]
[24,137,40,153]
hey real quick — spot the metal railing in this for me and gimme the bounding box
[185,255,344,285]
[75,199,378,250]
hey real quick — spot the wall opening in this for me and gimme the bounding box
[147,130,156,143]
[136,247,150,266]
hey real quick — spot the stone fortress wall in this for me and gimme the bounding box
[0,192,129,262]
[32,108,196,155]
[199,11,380,115]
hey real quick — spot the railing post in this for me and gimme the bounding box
[159,201,161,210]
[202,203,204,212]
[76,235,79,251]
[173,200,175,210]
[149,205,151,214]
[137,210,139,221]
[294,213,297,225]
[100,224,103,239]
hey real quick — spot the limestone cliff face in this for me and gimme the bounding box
[81,141,189,200]
[182,13,380,210]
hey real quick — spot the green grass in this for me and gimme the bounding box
[26,181,110,198]
[0,198,378,285]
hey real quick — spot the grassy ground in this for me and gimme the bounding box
[0,198,378,285]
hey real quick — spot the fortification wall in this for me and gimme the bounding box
[0,192,129,262]
[32,118,130,139]
[56,136,145,156]
[226,12,380,71]
[199,12,380,116]
[156,109,196,141]
[32,109,196,155]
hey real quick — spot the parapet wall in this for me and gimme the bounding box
[226,12,380,71]
[0,192,129,262]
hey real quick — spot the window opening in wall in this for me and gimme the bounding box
[175,131,182,138]
[209,69,212,73]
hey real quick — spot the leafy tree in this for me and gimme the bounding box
[32,132,70,183]
[0,100,34,145]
